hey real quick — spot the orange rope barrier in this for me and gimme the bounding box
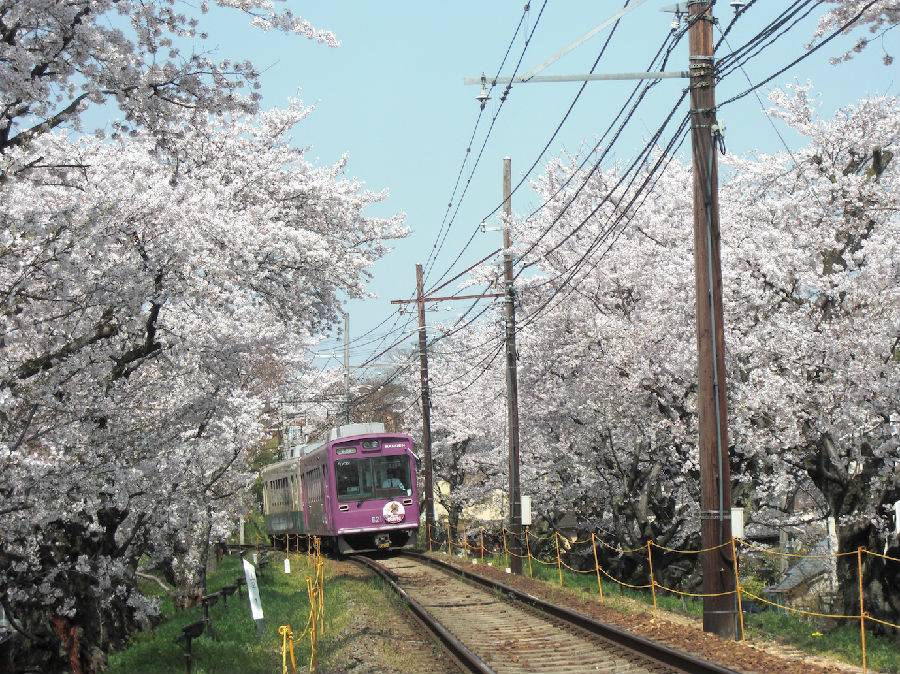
[739,590,858,619]
[653,581,736,598]
[866,614,900,630]
[863,548,900,564]
[739,539,857,559]
[559,558,596,574]
[652,539,733,555]
[596,564,653,590]
[593,537,648,555]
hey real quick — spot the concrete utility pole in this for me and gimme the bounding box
[688,0,736,639]
[342,310,351,424]
[415,264,436,537]
[503,157,524,574]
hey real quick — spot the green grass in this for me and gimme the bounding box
[443,549,900,673]
[108,553,342,674]
[744,610,900,674]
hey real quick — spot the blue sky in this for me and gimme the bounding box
[194,1,894,366]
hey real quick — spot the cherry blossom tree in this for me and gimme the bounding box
[723,86,899,620]
[814,1,899,63]
[0,102,405,671]
[0,0,337,155]
[509,154,705,580]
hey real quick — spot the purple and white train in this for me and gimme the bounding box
[260,423,419,553]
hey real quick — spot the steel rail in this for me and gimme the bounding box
[351,555,496,674]
[406,551,741,674]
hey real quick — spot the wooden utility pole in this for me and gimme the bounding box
[391,261,504,548]
[415,263,436,537]
[688,0,736,639]
[502,157,523,574]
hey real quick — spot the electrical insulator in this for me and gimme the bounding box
[475,73,490,110]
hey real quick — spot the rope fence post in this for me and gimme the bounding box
[730,537,745,641]
[279,625,298,674]
[857,546,867,674]
[307,576,318,673]
[554,531,564,586]
[427,523,432,553]
[447,523,452,556]
[480,530,484,562]
[591,533,604,602]
[647,540,657,610]
[525,526,533,577]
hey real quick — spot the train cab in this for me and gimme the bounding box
[329,433,418,552]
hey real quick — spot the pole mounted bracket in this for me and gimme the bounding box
[699,510,731,520]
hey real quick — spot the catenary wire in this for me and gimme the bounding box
[424,0,550,283]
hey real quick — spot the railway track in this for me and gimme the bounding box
[354,552,741,674]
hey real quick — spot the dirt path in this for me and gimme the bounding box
[320,559,462,674]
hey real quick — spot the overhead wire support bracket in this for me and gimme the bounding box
[516,0,650,81]
[464,71,688,86]
[464,1,688,89]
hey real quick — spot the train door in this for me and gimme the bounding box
[319,462,334,531]
[300,469,311,531]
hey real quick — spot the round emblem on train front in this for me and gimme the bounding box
[383,501,405,524]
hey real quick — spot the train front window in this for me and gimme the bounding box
[335,455,410,502]
[373,455,410,498]
[335,459,374,502]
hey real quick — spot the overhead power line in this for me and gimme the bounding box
[423,1,548,281]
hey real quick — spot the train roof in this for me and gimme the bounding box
[280,422,413,460]
[259,454,302,477]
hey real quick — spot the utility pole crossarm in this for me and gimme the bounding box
[390,292,504,305]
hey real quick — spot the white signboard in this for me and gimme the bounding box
[284,558,291,574]
[521,495,532,527]
[731,507,744,539]
[242,558,264,621]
